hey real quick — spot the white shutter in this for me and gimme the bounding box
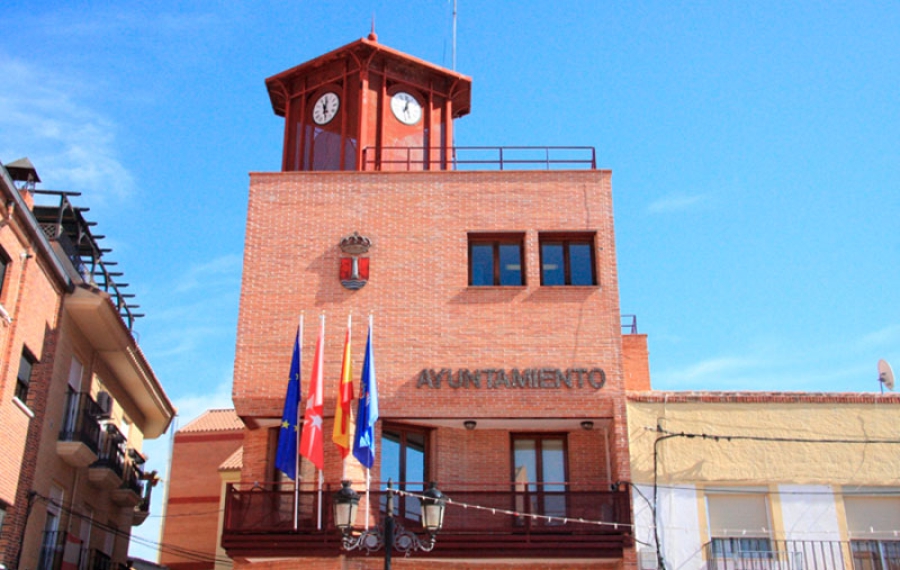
[845,496,900,540]
[707,493,770,537]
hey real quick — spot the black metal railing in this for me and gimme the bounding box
[90,424,125,478]
[121,457,145,496]
[37,529,64,570]
[361,146,597,171]
[88,549,112,570]
[224,482,631,537]
[59,389,102,453]
[704,539,850,570]
[32,190,143,331]
[621,314,638,335]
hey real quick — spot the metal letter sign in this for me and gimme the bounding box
[339,232,372,290]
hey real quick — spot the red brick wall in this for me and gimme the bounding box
[0,205,66,566]
[232,169,634,568]
[622,334,651,391]
[161,431,243,569]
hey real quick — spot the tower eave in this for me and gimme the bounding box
[264,36,472,117]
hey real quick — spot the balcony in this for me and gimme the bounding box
[88,424,125,490]
[361,146,597,172]
[222,482,632,560]
[703,539,854,570]
[57,389,102,468]
[111,453,145,507]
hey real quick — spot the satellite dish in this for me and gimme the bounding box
[878,359,894,392]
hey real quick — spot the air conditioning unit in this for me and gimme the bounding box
[95,391,112,418]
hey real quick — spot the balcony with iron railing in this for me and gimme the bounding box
[88,424,125,490]
[57,389,102,468]
[701,538,897,570]
[88,549,112,570]
[222,481,632,560]
[111,453,145,507]
[361,146,598,172]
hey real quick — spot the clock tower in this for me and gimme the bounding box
[265,32,472,172]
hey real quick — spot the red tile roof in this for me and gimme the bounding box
[178,409,244,433]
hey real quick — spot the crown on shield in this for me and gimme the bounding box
[339,231,372,255]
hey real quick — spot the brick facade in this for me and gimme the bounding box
[229,169,638,567]
[0,162,175,569]
[161,413,244,570]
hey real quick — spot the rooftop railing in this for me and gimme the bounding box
[362,146,597,171]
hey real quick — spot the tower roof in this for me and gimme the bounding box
[265,36,472,119]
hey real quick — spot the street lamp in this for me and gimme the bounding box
[333,479,447,568]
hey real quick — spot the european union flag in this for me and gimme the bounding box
[275,327,302,480]
[352,322,379,469]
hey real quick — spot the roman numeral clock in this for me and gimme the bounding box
[265,32,472,172]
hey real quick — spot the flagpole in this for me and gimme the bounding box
[293,313,303,531]
[317,313,325,530]
[342,312,352,481]
[364,313,373,531]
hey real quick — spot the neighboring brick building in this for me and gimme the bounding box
[221,34,647,569]
[0,158,175,569]
[160,409,243,570]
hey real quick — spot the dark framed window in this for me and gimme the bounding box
[539,233,596,286]
[511,434,568,519]
[381,424,430,521]
[15,348,36,403]
[468,233,524,286]
[852,540,900,570]
[0,248,9,300]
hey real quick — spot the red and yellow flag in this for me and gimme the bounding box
[332,315,354,458]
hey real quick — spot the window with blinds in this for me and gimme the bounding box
[844,494,900,570]
[706,491,772,559]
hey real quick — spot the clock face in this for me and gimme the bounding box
[312,92,339,125]
[391,91,422,125]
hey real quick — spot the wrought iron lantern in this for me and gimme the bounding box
[333,479,447,560]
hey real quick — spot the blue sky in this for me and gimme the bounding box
[2,0,899,561]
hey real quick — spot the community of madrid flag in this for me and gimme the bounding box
[352,319,379,469]
[300,316,325,470]
[274,326,302,480]
[332,315,354,458]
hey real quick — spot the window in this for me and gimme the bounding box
[512,434,567,519]
[381,425,429,521]
[845,494,900,570]
[15,348,36,403]
[539,233,596,286]
[0,248,9,299]
[468,234,524,286]
[706,492,772,558]
[37,486,64,570]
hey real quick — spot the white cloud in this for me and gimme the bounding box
[0,54,135,201]
[173,254,243,294]
[857,324,900,351]
[647,193,707,214]
[662,356,760,384]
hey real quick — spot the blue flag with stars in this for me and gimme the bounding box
[352,322,379,469]
[275,327,302,480]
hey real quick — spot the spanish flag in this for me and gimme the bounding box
[332,314,354,458]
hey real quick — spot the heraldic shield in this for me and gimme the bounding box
[339,231,372,290]
[340,257,369,290]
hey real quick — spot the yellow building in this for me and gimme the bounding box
[627,392,900,570]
